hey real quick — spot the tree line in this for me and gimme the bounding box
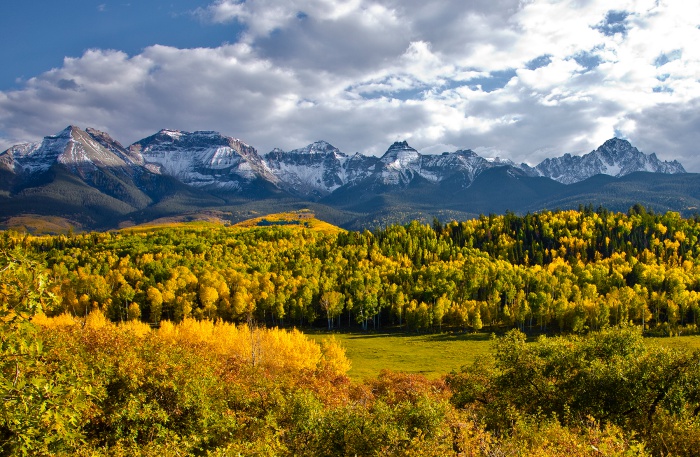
[3,205,700,334]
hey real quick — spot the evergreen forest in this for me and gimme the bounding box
[2,206,700,455]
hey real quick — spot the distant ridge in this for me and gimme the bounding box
[0,125,695,232]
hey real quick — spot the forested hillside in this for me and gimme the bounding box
[5,205,700,334]
[2,207,700,455]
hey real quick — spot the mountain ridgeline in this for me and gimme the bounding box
[0,125,694,231]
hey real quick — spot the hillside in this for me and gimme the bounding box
[232,210,344,235]
[4,206,700,334]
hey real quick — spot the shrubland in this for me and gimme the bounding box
[3,309,672,456]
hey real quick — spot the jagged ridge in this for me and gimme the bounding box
[129,129,278,192]
[0,126,692,231]
[2,127,687,194]
[534,138,685,184]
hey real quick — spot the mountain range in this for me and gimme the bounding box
[0,125,696,231]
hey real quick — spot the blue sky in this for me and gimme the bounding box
[0,1,237,89]
[1,0,699,170]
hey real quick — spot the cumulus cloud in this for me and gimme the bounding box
[1,0,699,170]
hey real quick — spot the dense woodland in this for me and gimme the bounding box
[5,205,700,334]
[2,206,700,455]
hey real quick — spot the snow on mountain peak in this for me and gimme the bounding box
[378,141,422,185]
[484,156,514,165]
[262,140,369,199]
[129,129,274,190]
[0,127,690,200]
[159,129,184,141]
[0,125,141,179]
[417,148,516,187]
[294,140,344,156]
[533,137,686,184]
[305,140,336,153]
[383,140,416,154]
[381,141,420,167]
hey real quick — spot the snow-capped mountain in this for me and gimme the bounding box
[263,137,688,193]
[420,149,517,187]
[533,138,686,184]
[263,141,377,199]
[0,126,207,223]
[0,126,140,181]
[130,129,278,191]
[1,126,695,231]
[377,141,422,186]
[355,141,521,189]
[2,128,685,195]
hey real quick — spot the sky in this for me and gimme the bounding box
[1,0,699,170]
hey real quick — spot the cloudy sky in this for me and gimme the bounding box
[1,0,699,169]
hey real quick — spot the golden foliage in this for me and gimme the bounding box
[35,313,350,377]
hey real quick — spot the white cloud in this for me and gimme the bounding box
[200,0,371,38]
[1,0,700,171]
[517,59,586,92]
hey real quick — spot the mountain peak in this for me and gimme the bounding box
[295,140,341,155]
[265,140,343,157]
[387,140,412,151]
[377,141,421,186]
[602,137,631,146]
[534,137,686,184]
[382,141,418,159]
[596,137,638,160]
[0,125,141,179]
[455,149,479,158]
[131,128,274,190]
[57,125,81,138]
[260,140,367,199]
[157,129,185,141]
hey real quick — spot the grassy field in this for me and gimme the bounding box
[648,334,700,351]
[307,329,700,381]
[306,330,493,380]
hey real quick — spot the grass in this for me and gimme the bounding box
[647,334,700,351]
[307,329,700,381]
[306,330,493,381]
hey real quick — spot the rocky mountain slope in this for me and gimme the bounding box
[0,126,136,179]
[0,126,223,228]
[262,140,377,198]
[533,138,685,184]
[0,125,694,231]
[129,129,279,193]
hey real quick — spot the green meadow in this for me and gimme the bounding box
[648,333,700,352]
[307,330,700,381]
[306,330,493,380]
